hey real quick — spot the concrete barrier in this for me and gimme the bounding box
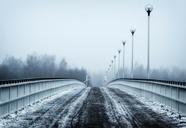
[108,80,186,115]
[0,79,86,117]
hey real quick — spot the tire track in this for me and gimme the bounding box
[48,87,90,128]
[70,87,115,128]
[28,88,89,128]
[107,87,178,128]
[101,87,139,128]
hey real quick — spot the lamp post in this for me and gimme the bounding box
[107,68,110,82]
[145,4,153,79]
[118,50,121,78]
[111,60,114,79]
[105,70,108,83]
[122,41,126,78]
[109,64,111,81]
[130,29,135,79]
[85,75,89,86]
[114,55,116,79]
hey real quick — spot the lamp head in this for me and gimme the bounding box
[145,4,153,16]
[130,29,136,35]
[122,41,126,45]
[118,50,121,54]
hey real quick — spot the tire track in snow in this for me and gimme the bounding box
[49,87,91,128]
[107,87,178,128]
[70,87,115,128]
[28,87,90,128]
[101,87,139,128]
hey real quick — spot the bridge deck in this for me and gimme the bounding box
[0,87,182,128]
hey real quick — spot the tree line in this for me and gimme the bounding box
[0,54,87,82]
[117,63,186,82]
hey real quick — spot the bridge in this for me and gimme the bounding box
[0,1,185,128]
[0,78,186,128]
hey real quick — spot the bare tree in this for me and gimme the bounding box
[0,54,88,82]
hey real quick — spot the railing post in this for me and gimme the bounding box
[23,84,25,107]
[8,87,10,114]
[29,84,31,105]
[170,85,172,111]
[177,86,180,113]
[16,85,18,110]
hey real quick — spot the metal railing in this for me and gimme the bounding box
[0,78,86,117]
[109,78,186,86]
[0,77,82,85]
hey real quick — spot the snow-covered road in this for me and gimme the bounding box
[102,87,179,128]
[0,86,185,128]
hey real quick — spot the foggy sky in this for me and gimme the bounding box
[0,0,186,73]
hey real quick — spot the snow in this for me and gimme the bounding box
[0,84,86,127]
[101,87,133,127]
[59,87,91,127]
[108,84,186,127]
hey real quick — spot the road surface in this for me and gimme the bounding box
[1,87,180,128]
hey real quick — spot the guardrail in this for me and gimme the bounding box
[109,78,186,86]
[108,78,186,115]
[0,79,86,117]
[0,77,82,85]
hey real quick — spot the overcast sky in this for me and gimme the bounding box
[0,0,186,73]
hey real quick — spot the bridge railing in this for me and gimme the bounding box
[109,78,186,86]
[0,78,86,117]
[108,78,186,115]
[0,77,81,85]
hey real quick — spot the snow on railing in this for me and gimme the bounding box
[0,79,86,117]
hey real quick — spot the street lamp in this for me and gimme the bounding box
[111,60,114,79]
[109,64,111,81]
[107,68,109,82]
[130,29,135,79]
[118,50,121,78]
[122,41,126,78]
[105,70,108,83]
[145,4,153,79]
[114,55,116,79]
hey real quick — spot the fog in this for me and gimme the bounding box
[0,54,87,82]
[0,0,186,84]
